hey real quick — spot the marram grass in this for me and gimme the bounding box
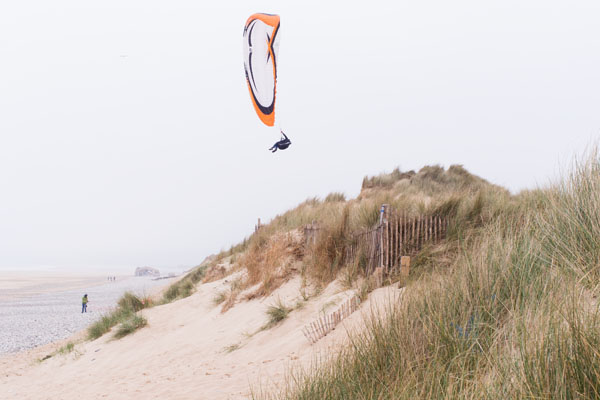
[87,292,151,340]
[114,314,148,339]
[265,299,292,328]
[258,152,600,400]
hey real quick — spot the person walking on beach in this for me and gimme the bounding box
[82,294,88,313]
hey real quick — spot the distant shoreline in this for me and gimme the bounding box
[0,271,126,303]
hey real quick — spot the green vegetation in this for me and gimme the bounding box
[57,342,75,355]
[88,312,121,340]
[85,263,209,342]
[259,152,600,399]
[263,299,292,329]
[39,341,76,362]
[118,291,146,312]
[224,343,241,353]
[162,264,209,303]
[87,292,151,340]
[114,314,148,339]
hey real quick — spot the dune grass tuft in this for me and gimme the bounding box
[264,299,292,329]
[325,192,346,203]
[162,264,209,303]
[114,314,147,339]
[87,292,150,340]
[57,342,74,355]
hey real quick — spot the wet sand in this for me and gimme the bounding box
[0,271,113,302]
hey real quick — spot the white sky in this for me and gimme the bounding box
[1,0,599,272]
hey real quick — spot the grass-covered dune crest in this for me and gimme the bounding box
[257,151,600,399]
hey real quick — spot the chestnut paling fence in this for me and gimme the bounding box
[347,206,449,276]
[304,205,448,275]
[302,295,361,344]
[301,205,448,343]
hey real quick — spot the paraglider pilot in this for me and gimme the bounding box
[269,131,291,153]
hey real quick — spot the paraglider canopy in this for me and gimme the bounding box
[243,13,280,127]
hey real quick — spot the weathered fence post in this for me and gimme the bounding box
[411,217,416,250]
[399,256,411,287]
[394,212,399,270]
[380,204,389,271]
[255,218,262,233]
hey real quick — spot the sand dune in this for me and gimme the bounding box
[0,273,399,399]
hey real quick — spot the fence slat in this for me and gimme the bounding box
[394,214,398,269]
[417,216,421,249]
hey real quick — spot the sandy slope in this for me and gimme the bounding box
[0,274,400,400]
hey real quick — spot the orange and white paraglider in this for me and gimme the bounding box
[243,13,291,152]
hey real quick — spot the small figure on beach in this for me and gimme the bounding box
[82,294,88,313]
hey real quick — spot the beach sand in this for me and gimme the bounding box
[0,269,399,399]
[0,268,398,400]
[0,271,115,302]
[0,272,174,355]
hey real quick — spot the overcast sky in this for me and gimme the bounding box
[1,0,599,273]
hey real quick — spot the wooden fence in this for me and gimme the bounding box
[303,220,320,246]
[297,206,447,344]
[302,295,361,344]
[377,206,448,274]
[305,205,448,276]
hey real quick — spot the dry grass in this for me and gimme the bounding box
[219,165,506,300]
[257,151,600,400]
[236,231,304,298]
[220,289,239,313]
[302,206,351,284]
[324,192,346,203]
[362,167,415,189]
[202,264,228,283]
